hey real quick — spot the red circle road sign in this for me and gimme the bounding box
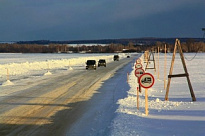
[136,59,141,63]
[135,68,145,78]
[135,63,142,69]
[139,73,155,89]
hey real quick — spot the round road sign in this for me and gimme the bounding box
[136,59,141,63]
[135,63,142,69]
[139,73,155,89]
[135,68,145,78]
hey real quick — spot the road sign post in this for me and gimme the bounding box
[135,68,145,109]
[137,87,139,110]
[139,73,155,116]
[145,88,148,115]
[135,68,145,93]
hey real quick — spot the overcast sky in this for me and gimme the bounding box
[0,0,205,41]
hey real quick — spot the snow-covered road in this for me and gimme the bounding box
[0,53,139,136]
[66,55,137,136]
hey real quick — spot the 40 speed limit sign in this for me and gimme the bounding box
[135,68,145,78]
[135,63,142,69]
[139,73,155,89]
[136,59,141,63]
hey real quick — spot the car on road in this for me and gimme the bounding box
[98,59,106,67]
[114,55,119,61]
[86,60,96,70]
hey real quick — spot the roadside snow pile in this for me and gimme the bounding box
[1,80,14,86]
[0,53,127,83]
[116,80,187,117]
[44,71,52,76]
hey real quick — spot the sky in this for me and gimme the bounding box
[0,0,205,41]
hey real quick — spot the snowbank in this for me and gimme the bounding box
[111,53,205,136]
[0,53,127,85]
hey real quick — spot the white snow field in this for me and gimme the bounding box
[110,53,205,136]
[0,52,204,136]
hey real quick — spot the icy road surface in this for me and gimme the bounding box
[0,54,139,136]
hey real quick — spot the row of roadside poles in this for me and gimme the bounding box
[131,39,196,116]
[134,57,155,116]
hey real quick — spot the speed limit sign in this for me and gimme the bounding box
[135,68,145,78]
[139,73,155,89]
[135,63,142,69]
[136,59,141,63]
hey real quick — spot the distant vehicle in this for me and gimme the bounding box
[127,55,130,58]
[86,60,96,70]
[141,77,152,84]
[114,55,119,61]
[98,59,106,67]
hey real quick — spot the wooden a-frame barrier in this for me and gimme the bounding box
[165,39,196,101]
[145,50,156,72]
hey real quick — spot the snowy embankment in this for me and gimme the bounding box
[111,53,205,136]
[0,53,127,86]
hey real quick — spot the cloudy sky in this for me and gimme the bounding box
[0,0,205,41]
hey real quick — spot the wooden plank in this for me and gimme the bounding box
[157,46,160,79]
[165,39,178,101]
[178,43,196,101]
[164,44,167,89]
[168,73,188,78]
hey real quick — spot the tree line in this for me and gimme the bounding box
[0,39,205,53]
[0,42,143,53]
[147,39,205,53]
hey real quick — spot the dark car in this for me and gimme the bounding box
[98,59,106,67]
[114,55,119,61]
[86,60,96,70]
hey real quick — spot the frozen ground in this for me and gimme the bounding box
[0,52,135,136]
[110,53,205,136]
[0,52,204,136]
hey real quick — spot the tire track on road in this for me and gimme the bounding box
[0,56,137,136]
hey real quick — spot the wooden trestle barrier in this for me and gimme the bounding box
[145,50,156,72]
[165,39,196,101]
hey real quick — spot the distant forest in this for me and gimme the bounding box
[0,38,205,53]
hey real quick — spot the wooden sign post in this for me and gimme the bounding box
[164,44,167,89]
[157,47,160,79]
[135,66,145,110]
[137,87,139,110]
[139,73,155,116]
[145,88,148,115]
[144,51,149,63]
[165,39,196,101]
[135,68,145,93]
